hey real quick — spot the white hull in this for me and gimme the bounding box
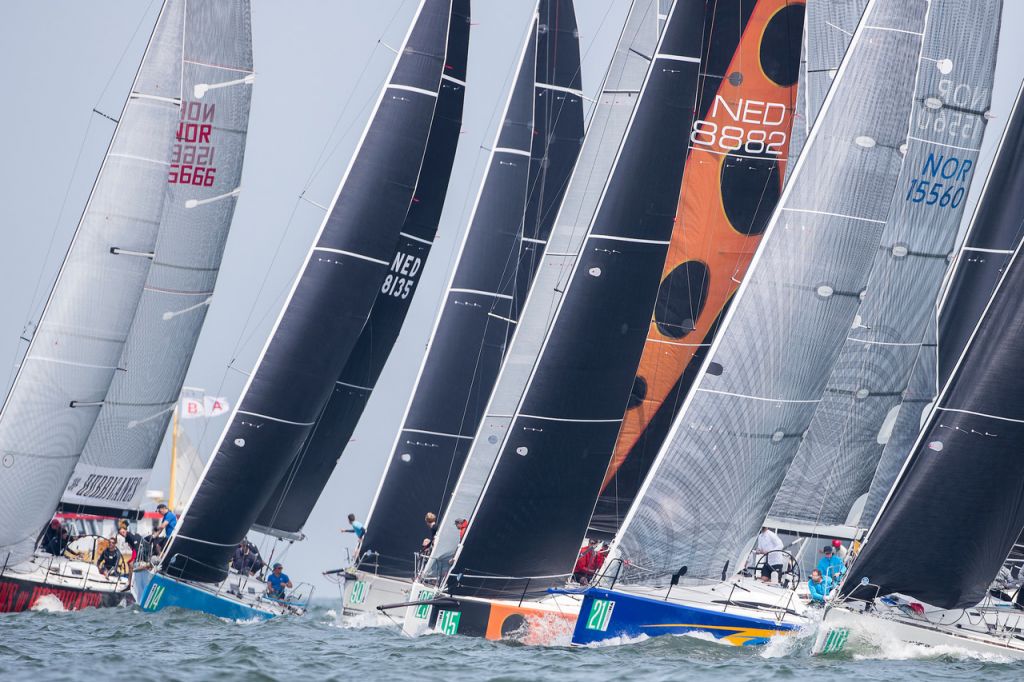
[342,570,420,622]
[814,604,1024,659]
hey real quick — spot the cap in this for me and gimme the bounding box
[822,545,833,553]
[832,539,842,548]
[273,562,283,569]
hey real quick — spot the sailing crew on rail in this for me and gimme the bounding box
[151,503,177,556]
[754,527,787,583]
[96,536,122,579]
[421,512,438,555]
[266,563,293,600]
[342,513,366,554]
[818,545,846,581]
[807,569,832,605]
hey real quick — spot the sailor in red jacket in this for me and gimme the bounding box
[573,539,598,585]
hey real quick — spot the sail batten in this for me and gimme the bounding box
[162,0,455,583]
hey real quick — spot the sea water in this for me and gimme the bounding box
[0,600,1019,681]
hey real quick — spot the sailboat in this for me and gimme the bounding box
[813,75,1024,661]
[570,0,1002,647]
[0,0,253,614]
[251,1,469,547]
[399,0,807,642]
[132,0,462,621]
[341,0,584,620]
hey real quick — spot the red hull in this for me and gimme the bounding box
[0,575,130,613]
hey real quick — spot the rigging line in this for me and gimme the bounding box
[11,0,160,394]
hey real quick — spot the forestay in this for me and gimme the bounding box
[843,221,1024,610]
[61,0,255,516]
[426,0,667,574]
[613,0,931,585]
[252,0,470,538]
[861,76,1024,526]
[770,0,999,526]
[358,0,584,580]
[0,0,185,566]
[162,0,453,583]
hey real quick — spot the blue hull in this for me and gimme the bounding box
[572,587,799,646]
[134,569,276,621]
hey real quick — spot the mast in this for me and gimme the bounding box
[60,0,255,518]
[0,0,185,566]
[357,0,584,580]
[769,0,1000,527]
[252,0,471,537]
[161,0,455,584]
[610,0,938,585]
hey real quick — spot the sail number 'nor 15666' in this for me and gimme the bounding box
[170,101,217,186]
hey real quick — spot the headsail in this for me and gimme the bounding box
[769,0,999,526]
[861,76,1024,526]
[0,0,186,565]
[425,0,668,574]
[613,0,934,585]
[251,0,471,538]
[592,0,804,538]
[162,0,454,583]
[357,0,584,580]
[60,0,255,517]
[842,222,1024,609]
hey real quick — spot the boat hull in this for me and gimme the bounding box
[0,573,129,613]
[343,571,418,620]
[410,591,580,643]
[134,569,278,621]
[571,586,800,646]
[813,604,1024,659]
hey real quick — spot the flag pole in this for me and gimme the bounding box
[169,403,179,510]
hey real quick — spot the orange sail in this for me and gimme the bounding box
[602,0,803,493]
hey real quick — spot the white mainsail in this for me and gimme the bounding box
[0,0,186,566]
[61,0,254,514]
[770,0,999,526]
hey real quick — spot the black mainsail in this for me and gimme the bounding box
[252,0,471,538]
[358,0,584,580]
[842,234,1024,609]
[162,0,455,583]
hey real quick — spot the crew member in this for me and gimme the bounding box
[817,545,846,581]
[151,503,177,555]
[96,537,122,579]
[807,569,832,605]
[266,563,293,599]
[755,527,786,583]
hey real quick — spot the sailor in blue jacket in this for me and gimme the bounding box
[817,544,846,581]
[808,569,833,605]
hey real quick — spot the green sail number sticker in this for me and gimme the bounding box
[349,580,367,605]
[821,627,850,654]
[435,609,461,635]
[414,589,434,620]
[585,599,615,632]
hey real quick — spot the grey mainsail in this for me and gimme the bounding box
[61,0,255,515]
[0,0,186,565]
[613,0,937,584]
[423,0,665,576]
[769,0,999,526]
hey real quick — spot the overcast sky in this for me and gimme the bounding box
[2,1,1022,594]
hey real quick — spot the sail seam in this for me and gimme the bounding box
[655,53,701,63]
[107,153,170,167]
[404,428,473,440]
[236,411,316,427]
[312,246,389,266]
[400,231,434,245]
[696,388,820,404]
[519,414,622,423]
[449,288,514,300]
[781,207,886,224]
[589,234,670,245]
[936,407,1024,424]
[387,83,439,98]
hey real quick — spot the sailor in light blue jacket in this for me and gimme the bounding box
[817,545,846,581]
[808,569,833,604]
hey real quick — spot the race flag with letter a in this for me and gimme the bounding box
[180,396,230,418]
[203,396,229,417]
